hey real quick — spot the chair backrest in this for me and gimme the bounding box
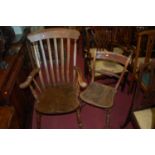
[90,48,132,90]
[27,28,80,89]
[133,30,155,74]
[138,60,155,92]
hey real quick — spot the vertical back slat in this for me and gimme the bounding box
[26,42,35,68]
[29,85,39,101]
[33,79,42,93]
[47,39,56,85]
[145,35,154,63]
[39,40,50,84]
[133,35,142,74]
[53,38,60,82]
[33,43,45,89]
[66,38,70,82]
[115,54,131,90]
[28,29,80,87]
[91,48,97,83]
[60,38,65,82]
[73,39,77,81]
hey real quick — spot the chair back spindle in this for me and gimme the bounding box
[28,28,80,89]
[91,49,132,90]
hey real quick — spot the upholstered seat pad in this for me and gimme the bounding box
[80,82,116,108]
[133,108,155,129]
[94,60,124,76]
[36,84,79,114]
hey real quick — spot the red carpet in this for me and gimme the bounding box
[31,42,139,129]
[31,85,134,129]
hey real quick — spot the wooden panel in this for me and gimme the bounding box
[0,44,34,128]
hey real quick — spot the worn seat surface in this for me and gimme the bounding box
[80,82,116,108]
[37,83,79,114]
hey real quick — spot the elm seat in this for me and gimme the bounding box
[133,108,155,129]
[37,84,79,114]
[80,82,116,108]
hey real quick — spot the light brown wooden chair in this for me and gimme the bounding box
[19,28,87,128]
[80,49,132,128]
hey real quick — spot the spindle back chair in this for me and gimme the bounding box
[20,28,86,128]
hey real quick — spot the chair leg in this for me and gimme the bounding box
[36,112,42,129]
[105,108,111,129]
[121,72,128,92]
[76,108,83,128]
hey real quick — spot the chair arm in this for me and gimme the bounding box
[74,67,87,89]
[19,68,40,89]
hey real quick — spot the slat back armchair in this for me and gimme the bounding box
[20,28,86,128]
[80,49,132,128]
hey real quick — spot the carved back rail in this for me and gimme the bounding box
[91,49,132,90]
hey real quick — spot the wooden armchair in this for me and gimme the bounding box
[80,49,132,128]
[19,28,87,128]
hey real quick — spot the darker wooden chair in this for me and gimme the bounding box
[20,28,87,128]
[121,30,155,128]
[132,61,155,128]
[130,30,155,93]
[80,49,132,128]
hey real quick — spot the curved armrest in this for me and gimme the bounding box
[19,68,40,89]
[74,67,87,89]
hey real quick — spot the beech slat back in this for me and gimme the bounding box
[91,49,132,90]
[27,28,80,90]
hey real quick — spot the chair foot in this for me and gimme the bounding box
[76,108,83,128]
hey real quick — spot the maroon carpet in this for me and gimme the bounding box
[32,83,135,129]
[31,44,142,129]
